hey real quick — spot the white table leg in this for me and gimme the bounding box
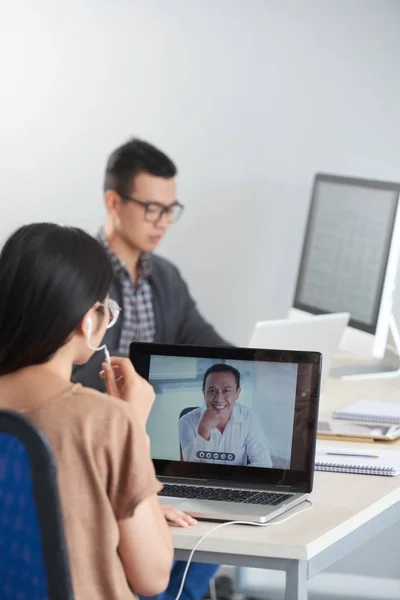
[285,560,308,600]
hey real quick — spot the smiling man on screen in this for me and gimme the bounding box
[179,364,272,467]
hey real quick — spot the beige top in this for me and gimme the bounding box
[0,383,162,600]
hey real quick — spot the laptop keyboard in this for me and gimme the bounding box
[159,484,293,506]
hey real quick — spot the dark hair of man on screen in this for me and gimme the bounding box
[202,364,241,390]
[104,138,177,196]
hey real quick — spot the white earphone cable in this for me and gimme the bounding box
[86,317,112,366]
[174,501,313,600]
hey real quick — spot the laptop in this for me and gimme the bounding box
[130,343,321,524]
[249,312,349,390]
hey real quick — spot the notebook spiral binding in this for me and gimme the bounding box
[333,412,400,424]
[315,462,395,476]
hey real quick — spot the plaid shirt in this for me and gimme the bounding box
[99,230,156,354]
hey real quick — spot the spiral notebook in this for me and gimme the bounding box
[315,444,400,476]
[333,400,400,425]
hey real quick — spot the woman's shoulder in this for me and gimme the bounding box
[73,383,134,414]
[42,383,137,428]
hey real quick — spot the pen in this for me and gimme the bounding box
[326,452,380,459]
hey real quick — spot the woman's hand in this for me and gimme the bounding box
[161,504,198,528]
[100,357,155,426]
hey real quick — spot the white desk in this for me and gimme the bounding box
[172,371,400,600]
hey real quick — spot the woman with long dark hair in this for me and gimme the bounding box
[0,223,174,599]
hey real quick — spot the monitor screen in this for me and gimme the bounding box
[294,174,400,335]
[130,343,321,492]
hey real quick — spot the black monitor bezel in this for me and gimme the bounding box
[293,173,400,335]
[130,342,321,494]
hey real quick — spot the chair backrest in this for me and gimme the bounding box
[179,406,198,420]
[0,410,74,600]
[179,407,198,459]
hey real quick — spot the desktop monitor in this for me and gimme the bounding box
[293,173,400,361]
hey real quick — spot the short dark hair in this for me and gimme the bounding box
[202,364,241,390]
[0,223,112,375]
[104,137,177,198]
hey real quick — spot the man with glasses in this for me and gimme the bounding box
[73,137,227,600]
[74,137,227,391]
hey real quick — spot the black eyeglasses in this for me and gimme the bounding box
[122,196,184,224]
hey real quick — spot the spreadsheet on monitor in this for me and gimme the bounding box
[294,175,399,335]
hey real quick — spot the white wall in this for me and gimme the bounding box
[1,0,400,346]
[1,0,400,588]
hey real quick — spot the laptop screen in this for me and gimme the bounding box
[130,343,321,492]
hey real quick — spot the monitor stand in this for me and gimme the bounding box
[331,315,400,381]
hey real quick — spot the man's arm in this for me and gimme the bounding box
[175,271,231,347]
[151,255,233,346]
[179,415,217,462]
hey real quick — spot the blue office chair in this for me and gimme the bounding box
[0,410,74,600]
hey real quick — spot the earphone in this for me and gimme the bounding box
[174,501,313,600]
[86,316,111,366]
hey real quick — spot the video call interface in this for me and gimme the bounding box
[143,354,314,471]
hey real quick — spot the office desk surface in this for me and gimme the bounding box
[172,373,400,563]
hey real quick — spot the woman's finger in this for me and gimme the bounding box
[102,362,119,397]
[100,364,119,373]
[108,357,136,387]
[178,512,198,526]
[163,506,198,527]
[165,512,188,527]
